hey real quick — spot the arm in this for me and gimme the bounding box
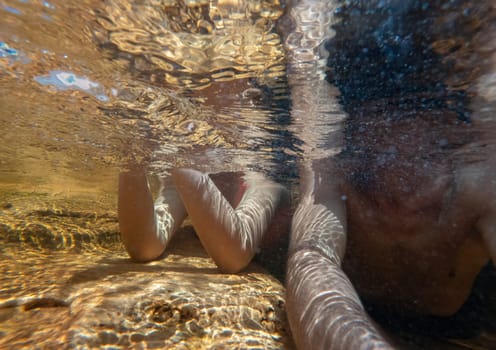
[282,1,394,347]
[287,162,394,350]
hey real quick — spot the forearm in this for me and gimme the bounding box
[287,162,393,349]
[286,249,394,350]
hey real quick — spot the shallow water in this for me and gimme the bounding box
[0,0,495,349]
[0,0,295,190]
[0,0,297,348]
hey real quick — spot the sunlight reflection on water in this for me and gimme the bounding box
[0,0,297,195]
[0,0,297,348]
[34,70,110,101]
[1,0,496,349]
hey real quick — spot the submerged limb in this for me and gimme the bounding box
[287,162,394,350]
[287,251,394,350]
[154,179,188,248]
[172,168,286,273]
[118,168,186,262]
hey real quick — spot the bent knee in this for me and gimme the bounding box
[214,253,253,273]
[125,244,164,263]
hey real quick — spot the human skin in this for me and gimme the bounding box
[120,1,495,348]
[116,59,298,266]
[282,0,496,349]
[118,167,289,272]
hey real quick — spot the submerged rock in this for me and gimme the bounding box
[0,195,294,349]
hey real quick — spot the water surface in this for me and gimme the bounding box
[0,0,495,349]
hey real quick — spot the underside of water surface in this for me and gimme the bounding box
[0,0,495,349]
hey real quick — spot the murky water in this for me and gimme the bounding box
[0,0,495,349]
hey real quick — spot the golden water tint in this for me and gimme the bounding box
[0,0,495,348]
[0,0,293,347]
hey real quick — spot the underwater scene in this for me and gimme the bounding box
[0,0,495,349]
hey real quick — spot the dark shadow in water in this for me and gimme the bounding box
[367,262,496,343]
[320,1,496,347]
[66,258,220,286]
[254,233,290,283]
[327,1,474,123]
[66,225,282,287]
[66,231,219,286]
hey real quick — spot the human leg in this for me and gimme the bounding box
[118,168,187,262]
[172,168,287,273]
